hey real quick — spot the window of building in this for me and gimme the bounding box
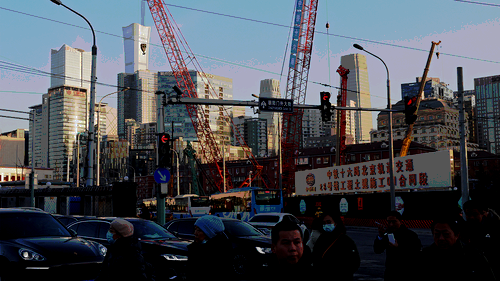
[323,157,329,164]
[373,134,378,138]
[316,158,321,164]
[414,137,418,141]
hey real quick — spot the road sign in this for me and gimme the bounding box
[154,167,171,184]
[259,97,293,113]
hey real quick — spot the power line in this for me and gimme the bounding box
[0,108,30,115]
[454,0,500,7]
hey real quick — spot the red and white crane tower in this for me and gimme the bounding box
[335,65,349,166]
[146,0,265,193]
[281,0,319,195]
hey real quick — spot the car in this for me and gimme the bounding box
[164,217,273,278]
[247,212,310,242]
[67,217,190,280]
[52,214,98,226]
[0,208,106,281]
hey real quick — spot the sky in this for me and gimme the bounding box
[1,0,500,133]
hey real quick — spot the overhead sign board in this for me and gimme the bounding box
[259,97,294,113]
[295,150,453,196]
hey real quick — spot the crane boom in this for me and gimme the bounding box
[281,0,319,195]
[400,41,441,157]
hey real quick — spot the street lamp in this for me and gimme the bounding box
[51,0,98,187]
[353,43,396,211]
[96,88,129,186]
[126,164,136,183]
[171,149,180,196]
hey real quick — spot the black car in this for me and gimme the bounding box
[52,214,98,226]
[164,217,273,277]
[0,208,106,281]
[67,217,190,280]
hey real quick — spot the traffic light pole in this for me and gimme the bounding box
[156,92,166,226]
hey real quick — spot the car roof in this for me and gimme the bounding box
[253,213,291,216]
[167,217,241,222]
[0,208,48,214]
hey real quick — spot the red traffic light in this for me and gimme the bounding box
[321,92,331,101]
[160,133,170,143]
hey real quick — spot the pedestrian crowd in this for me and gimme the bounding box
[95,199,500,281]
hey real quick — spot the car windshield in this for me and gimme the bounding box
[130,220,177,240]
[0,212,72,239]
[224,221,264,237]
[248,215,280,223]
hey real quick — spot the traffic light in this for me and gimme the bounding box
[404,95,419,125]
[158,133,171,168]
[320,91,332,122]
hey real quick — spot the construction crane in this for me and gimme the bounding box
[400,41,441,157]
[281,0,319,195]
[146,0,265,193]
[335,65,349,166]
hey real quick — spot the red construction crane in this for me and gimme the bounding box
[281,0,319,195]
[335,65,349,166]
[146,0,265,192]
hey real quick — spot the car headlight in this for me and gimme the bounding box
[97,243,107,257]
[19,249,46,261]
[256,247,272,254]
[162,254,188,261]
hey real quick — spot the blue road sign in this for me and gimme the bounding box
[154,167,171,184]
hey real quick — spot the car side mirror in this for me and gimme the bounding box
[69,229,77,237]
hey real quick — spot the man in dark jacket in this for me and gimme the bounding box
[419,215,496,281]
[258,220,312,281]
[374,211,422,281]
[187,215,233,281]
[96,218,149,281]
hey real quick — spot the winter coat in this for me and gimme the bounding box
[312,230,360,281]
[187,233,233,281]
[418,241,496,281]
[306,229,321,252]
[373,225,422,281]
[96,236,149,281]
[258,246,313,281]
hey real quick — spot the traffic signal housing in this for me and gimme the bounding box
[158,133,171,168]
[320,91,332,122]
[404,95,419,125]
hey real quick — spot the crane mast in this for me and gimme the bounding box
[281,0,319,195]
[335,65,349,166]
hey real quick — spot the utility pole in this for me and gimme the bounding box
[156,91,166,225]
[458,67,469,210]
[30,109,35,207]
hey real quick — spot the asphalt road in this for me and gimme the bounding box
[346,226,434,281]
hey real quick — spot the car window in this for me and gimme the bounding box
[98,222,111,239]
[0,212,71,239]
[75,222,99,238]
[130,220,177,240]
[284,215,300,224]
[248,215,280,223]
[177,221,195,236]
[224,221,263,237]
[166,222,178,233]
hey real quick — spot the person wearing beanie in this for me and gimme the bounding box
[96,218,150,281]
[187,215,233,281]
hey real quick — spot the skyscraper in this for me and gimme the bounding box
[474,75,500,153]
[259,79,280,156]
[122,23,151,74]
[340,54,372,143]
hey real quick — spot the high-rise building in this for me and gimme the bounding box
[244,118,268,158]
[157,71,233,147]
[401,77,454,101]
[454,90,477,144]
[474,75,500,153]
[117,70,157,139]
[258,79,281,156]
[122,23,151,74]
[340,54,372,143]
[50,44,91,90]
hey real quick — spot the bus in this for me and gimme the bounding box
[167,194,211,219]
[210,187,284,222]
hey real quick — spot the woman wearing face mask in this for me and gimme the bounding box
[96,218,150,281]
[311,211,360,281]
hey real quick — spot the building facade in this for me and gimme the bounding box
[122,23,151,74]
[401,77,454,101]
[258,79,281,156]
[340,54,372,143]
[244,118,268,158]
[50,45,91,90]
[474,75,500,154]
[453,89,477,144]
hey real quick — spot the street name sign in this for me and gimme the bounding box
[259,97,294,113]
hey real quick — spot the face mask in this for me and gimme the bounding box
[323,224,336,232]
[106,231,116,244]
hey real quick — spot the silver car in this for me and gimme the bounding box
[247,212,309,242]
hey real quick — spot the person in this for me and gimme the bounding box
[186,215,233,281]
[96,218,150,281]
[306,216,323,252]
[418,214,496,281]
[374,211,422,281]
[462,200,500,277]
[259,220,312,281]
[137,203,152,220]
[311,212,360,281]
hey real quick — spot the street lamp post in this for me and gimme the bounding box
[354,44,396,211]
[171,149,180,196]
[126,164,136,183]
[96,88,129,186]
[51,0,98,187]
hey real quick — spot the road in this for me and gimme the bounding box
[346,226,434,280]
